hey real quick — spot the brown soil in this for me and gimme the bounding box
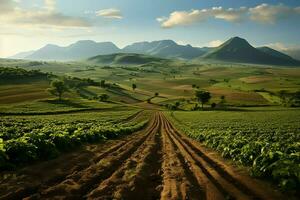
[0,112,288,200]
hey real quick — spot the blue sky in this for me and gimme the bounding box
[0,0,299,57]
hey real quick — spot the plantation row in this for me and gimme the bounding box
[168,110,300,191]
[0,111,148,170]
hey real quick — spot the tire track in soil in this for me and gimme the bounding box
[160,113,206,200]
[86,114,163,200]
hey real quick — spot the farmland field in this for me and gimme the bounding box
[0,59,300,199]
[167,109,300,191]
[1,12,300,199]
[0,111,293,200]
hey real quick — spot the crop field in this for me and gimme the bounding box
[2,0,300,198]
[0,81,51,104]
[0,111,292,200]
[1,53,300,199]
[167,109,300,191]
[0,110,150,168]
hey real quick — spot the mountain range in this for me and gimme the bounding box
[23,41,120,61]
[122,40,206,59]
[10,37,300,66]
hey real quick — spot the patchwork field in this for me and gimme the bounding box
[0,58,299,199]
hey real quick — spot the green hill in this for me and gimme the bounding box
[86,53,168,65]
[202,37,300,66]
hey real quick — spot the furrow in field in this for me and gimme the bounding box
[160,113,205,200]
[33,116,158,199]
[162,114,284,200]
[164,116,240,199]
[20,114,159,200]
[86,113,162,200]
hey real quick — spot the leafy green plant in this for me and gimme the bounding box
[168,110,300,190]
[0,112,148,169]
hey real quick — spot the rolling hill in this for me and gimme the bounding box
[24,40,120,61]
[122,40,205,59]
[202,37,300,66]
[86,53,168,65]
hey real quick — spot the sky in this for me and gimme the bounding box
[0,0,300,57]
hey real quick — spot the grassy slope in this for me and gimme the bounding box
[86,53,168,65]
[1,59,300,110]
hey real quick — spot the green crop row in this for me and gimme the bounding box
[0,115,147,170]
[167,110,300,191]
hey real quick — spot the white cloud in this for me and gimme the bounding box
[249,3,300,24]
[158,3,300,28]
[208,40,223,47]
[96,8,123,19]
[266,42,300,51]
[0,0,91,28]
[158,7,247,28]
[44,0,56,11]
[213,7,247,22]
[156,17,167,22]
[0,0,15,13]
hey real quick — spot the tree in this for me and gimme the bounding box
[220,95,226,104]
[293,91,300,105]
[278,90,288,105]
[47,80,68,101]
[211,102,216,109]
[99,94,109,102]
[100,80,106,88]
[195,90,211,109]
[132,83,137,91]
[175,101,180,109]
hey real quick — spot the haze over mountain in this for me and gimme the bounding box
[202,37,300,66]
[257,47,293,60]
[25,40,120,61]
[12,40,206,61]
[282,49,300,60]
[10,50,35,59]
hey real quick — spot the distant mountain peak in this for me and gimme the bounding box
[158,40,177,45]
[25,40,120,61]
[203,36,300,66]
[221,36,252,49]
[74,40,96,44]
[230,36,247,41]
[44,44,60,48]
[122,39,204,59]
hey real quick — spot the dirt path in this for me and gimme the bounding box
[0,112,286,200]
